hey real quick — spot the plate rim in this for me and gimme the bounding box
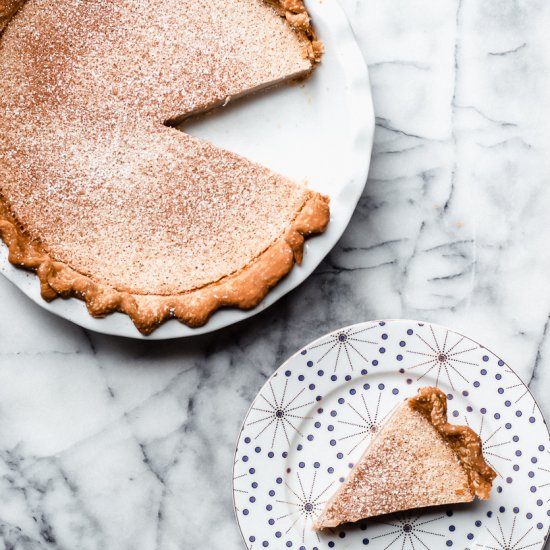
[232,318,550,549]
[0,0,375,340]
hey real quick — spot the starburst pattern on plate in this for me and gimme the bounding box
[337,390,392,455]
[246,379,314,448]
[476,515,542,550]
[234,320,550,550]
[275,470,334,544]
[370,511,446,549]
[464,414,512,479]
[309,324,378,373]
[536,450,550,502]
[503,377,529,404]
[501,368,537,413]
[405,325,477,390]
[233,458,250,513]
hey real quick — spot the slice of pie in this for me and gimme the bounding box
[0,0,328,334]
[313,386,496,530]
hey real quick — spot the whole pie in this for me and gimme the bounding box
[314,387,496,529]
[0,0,329,334]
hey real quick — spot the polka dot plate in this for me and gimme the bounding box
[233,320,550,550]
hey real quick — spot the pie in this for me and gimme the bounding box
[313,386,496,530]
[0,0,329,334]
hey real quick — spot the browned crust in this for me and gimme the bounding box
[267,0,323,62]
[0,0,329,334]
[0,193,329,334]
[409,387,497,500]
[0,0,24,32]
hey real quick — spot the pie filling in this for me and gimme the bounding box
[0,0,329,333]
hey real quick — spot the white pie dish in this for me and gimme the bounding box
[0,0,374,339]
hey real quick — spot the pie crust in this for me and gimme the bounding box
[0,0,329,334]
[409,386,496,500]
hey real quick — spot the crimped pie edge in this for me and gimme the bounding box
[409,386,497,500]
[0,191,329,335]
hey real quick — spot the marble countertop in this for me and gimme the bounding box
[1,0,549,548]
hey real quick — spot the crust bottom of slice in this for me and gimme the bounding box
[316,487,474,531]
[0,192,329,334]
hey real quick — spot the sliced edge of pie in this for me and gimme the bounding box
[0,0,328,334]
[313,386,496,530]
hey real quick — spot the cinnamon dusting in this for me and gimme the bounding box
[0,0,329,334]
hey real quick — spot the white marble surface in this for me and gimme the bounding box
[0,0,549,548]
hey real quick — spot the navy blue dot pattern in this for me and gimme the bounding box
[234,321,550,549]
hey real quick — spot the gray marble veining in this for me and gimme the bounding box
[0,0,549,548]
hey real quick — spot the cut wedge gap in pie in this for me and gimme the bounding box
[0,0,329,334]
[313,386,496,530]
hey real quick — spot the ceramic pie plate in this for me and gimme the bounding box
[233,320,550,549]
[0,0,374,339]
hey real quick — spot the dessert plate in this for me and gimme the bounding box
[0,0,374,339]
[233,320,550,550]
